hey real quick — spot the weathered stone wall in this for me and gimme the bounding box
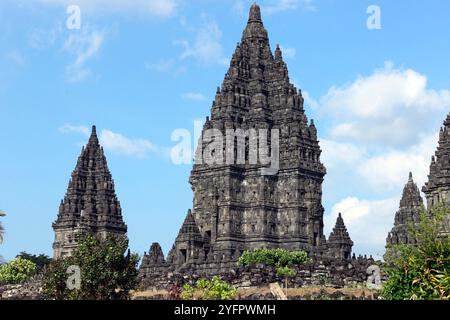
[140,256,381,291]
[0,277,44,300]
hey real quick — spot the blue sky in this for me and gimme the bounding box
[1,0,450,261]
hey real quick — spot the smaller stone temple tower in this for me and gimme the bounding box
[52,125,127,259]
[166,209,206,265]
[143,243,165,265]
[327,213,353,260]
[386,172,423,246]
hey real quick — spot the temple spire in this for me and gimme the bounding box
[444,111,450,127]
[248,2,262,23]
[275,44,282,60]
[242,2,268,42]
[88,125,99,146]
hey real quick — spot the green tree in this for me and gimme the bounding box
[382,204,450,300]
[0,210,5,244]
[0,257,37,284]
[16,252,51,272]
[181,276,237,300]
[43,234,140,300]
[276,266,297,295]
[42,258,72,300]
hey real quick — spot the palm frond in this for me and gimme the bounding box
[0,223,4,243]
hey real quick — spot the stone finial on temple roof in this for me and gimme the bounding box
[242,2,268,42]
[444,111,450,127]
[275,44,282,60]
[248,2,262,23]
[87,125,99,146]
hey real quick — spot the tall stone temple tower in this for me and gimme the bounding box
[141,4,352,275]
[52,126,127,259]
[386,173,423,246]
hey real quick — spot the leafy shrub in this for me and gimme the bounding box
[42,258,72,299]
[382,204,450,300]
[276,266,297,278]
[181,276,237,300]
[16,252,51,272]
[43,234,140,300]
[0,257,37,284]
[239,248,311,268]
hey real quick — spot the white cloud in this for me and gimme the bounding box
[59,123,90,136]
[318,115,440,258]
[319,62,450,148]
[36,0,177,18]
[279,46,296,59]
[263,0,316,15]
[99,130,157,158]
[307,63,450,257]
[144,58,188,76]
[5,50,25,66]
[232,0,246,17]
[319,139,365,169]
[28,24,63,50]
[175,17,228,66]
[26,21,105,82]
[145,59,176,73]
[320,133,437,193]
[62,26,105,82]
[59,124,160,158]
[323,62,447,118]
[301,90,318,109]
[325,196,398,258]
[182,92,207,101]
[357,133,438,191]
[313,63,447,194]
